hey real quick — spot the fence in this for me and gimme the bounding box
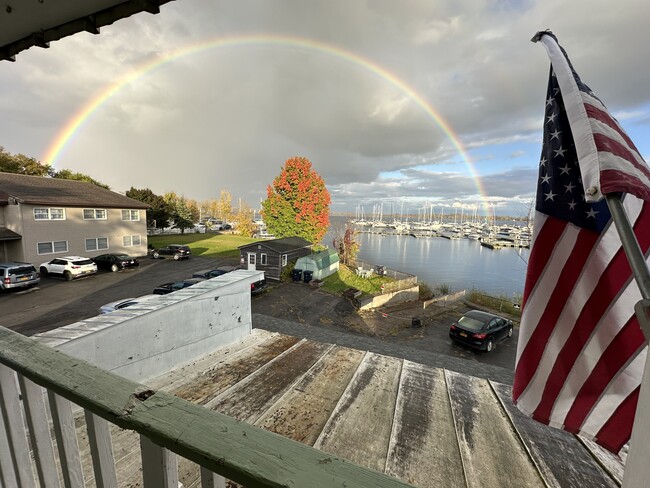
[353,260,417,294]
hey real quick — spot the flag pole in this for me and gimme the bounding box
[606,194,650,488]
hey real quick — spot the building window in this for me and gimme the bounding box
[123,235,141,247]
[260,253,267,265]
[34,208,65,220]
[37,240,68,255]
[83,209,107,220]
[282,254,288,266]
[85,237,108,252]
[121,209,140,221]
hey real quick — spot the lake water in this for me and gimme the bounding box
[323,217,530,298]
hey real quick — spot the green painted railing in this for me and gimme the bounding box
[0,326,414,488]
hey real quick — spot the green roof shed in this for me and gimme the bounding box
[294,248,340,280]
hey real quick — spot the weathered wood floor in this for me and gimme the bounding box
[78,330,624,487]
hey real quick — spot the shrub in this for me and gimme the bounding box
[418,282,434,300]
[436,283,451,295]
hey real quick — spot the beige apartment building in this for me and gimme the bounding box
[0,172,148,265]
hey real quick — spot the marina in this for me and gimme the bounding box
[324,216,531,298]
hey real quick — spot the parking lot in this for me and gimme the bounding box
[1,256,517,380]
[0,256,235,336]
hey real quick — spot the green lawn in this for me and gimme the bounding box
[321,264,393,295]
[148,233,260,259]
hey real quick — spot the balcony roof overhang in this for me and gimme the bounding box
[0,0,175,62]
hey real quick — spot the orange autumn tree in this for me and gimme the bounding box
[261,157,331,243]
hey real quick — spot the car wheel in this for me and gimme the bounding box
[40,267,48,277]
[63,271,73,281]
[507,326,514,338]
[110,264,119,272]
[173,253,180,261]
[485,338,494,352]
[153,252,160,259]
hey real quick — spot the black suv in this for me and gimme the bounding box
[151,244,191,260]
[0,262,40,291]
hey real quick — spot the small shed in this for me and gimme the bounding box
[238,237,312,281]
[295,248,340,281]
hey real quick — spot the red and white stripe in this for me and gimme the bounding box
[513,194,649,452]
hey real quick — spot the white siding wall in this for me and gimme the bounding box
[34,270,263,383]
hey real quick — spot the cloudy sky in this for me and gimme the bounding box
[2,0,649,218]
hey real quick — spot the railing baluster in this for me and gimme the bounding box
[48,392,84,488]
[84,411,118,488]
[200,467,227,488]
[0,364,36,487]
[0,398,20,488]
[17,375,61,488]
[140,436,179,488]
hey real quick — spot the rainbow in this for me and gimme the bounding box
[43,34,489,212]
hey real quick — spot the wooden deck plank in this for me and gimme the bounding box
[445,370,545,488]
[314,353,403,473]
[255,345,366,445]
[148,329,278,392]
[578,437,624,485]
[171,334,301,405]
[491,381,619,488]
[386,362,465,488]
[209,340,334,423]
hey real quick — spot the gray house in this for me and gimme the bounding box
[0,172,148,265]
[238,236,312,281]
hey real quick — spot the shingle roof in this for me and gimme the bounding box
[0,172,148,208]
[239,237,312,253]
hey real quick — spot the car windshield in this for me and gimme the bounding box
[10,266,36,275]
[457,315,487,331]
[73,259,94,265]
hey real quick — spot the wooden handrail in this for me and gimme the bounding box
[0,326,414,488]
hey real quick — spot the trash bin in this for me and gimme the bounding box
[411,317,422,328]
[303,270,313,283]
[292,269,303,282]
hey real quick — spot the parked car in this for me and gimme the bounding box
[449,310,513,352]
[250,275,267,295]
[151,244,191,260]
[92,253,139,272]
[152,278,205,295]
[192,266,237,279]
[39,256,97,281]
[0,262,40,291]
[99,294,159,314]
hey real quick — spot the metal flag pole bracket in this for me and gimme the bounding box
[634,300,650,341]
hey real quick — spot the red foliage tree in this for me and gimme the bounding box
[261,157,331,243]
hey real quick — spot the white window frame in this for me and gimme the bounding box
[34,208,66,221]
[37,240,68,255]
[260,253,268,265]
[121,209,140,221]
[83,208,107,220]
[122,235,141,247]
[282,254,288,266]
[85,237,109,252]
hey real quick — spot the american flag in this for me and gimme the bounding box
[512,31,650,453]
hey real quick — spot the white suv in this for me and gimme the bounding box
[39,256,98,281]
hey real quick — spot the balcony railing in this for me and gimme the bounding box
[0,325,413,488]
